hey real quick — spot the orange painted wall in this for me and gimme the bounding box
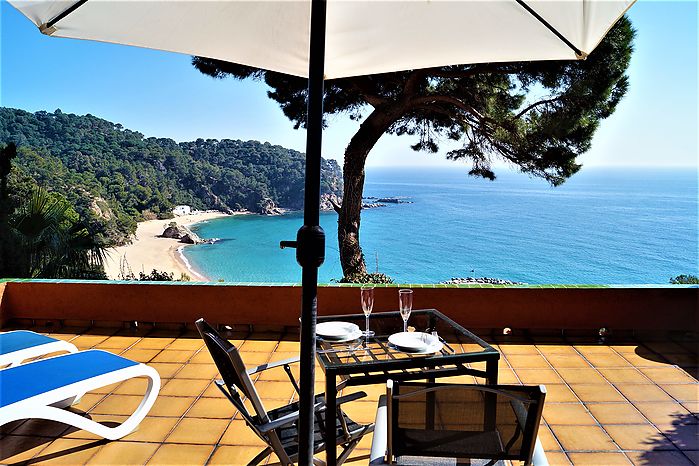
[1,281,696,331]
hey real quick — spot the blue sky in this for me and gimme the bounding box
[1,1,697,169]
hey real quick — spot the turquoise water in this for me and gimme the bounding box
[185,167,698,284]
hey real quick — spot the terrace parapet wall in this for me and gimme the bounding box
[0,279,696,332]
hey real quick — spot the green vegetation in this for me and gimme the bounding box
[193,16,635,278]
[670,274,699,285]
[339,272,394,284]
[0,143,107,279]
[0,107,342,246]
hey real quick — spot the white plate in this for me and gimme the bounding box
[388,332,443,354]
[318,328,364,343]
[317,321,360,340]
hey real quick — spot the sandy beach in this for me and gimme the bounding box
[104,211,231,280]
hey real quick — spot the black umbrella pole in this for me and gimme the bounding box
[297,1,327,465]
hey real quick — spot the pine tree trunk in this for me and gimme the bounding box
[338,109,398,277]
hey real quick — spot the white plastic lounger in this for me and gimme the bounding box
[0,330,78,367]
[0,349,160,440]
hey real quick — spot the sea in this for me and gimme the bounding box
[184,167,698,285]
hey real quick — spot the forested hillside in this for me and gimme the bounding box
[0,108,342,244]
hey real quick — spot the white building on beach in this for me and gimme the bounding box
[172,205,192,216]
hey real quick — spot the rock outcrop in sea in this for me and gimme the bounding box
[442,277,527,285]
[161,222,204,244]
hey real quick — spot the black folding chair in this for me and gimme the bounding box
[195,319,373,466]
[370,380,547,466]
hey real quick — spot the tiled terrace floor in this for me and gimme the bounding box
[1,323,697,466]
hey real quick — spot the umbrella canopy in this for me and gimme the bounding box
[11,0,633,79]
[9,1,635,464]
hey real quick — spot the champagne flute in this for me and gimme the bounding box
[399,289,413,333]
[361,286,375,338]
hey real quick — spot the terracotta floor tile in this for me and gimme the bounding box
[275,340,300,352]
[537,345,580,355]
[661,423,699,451]
[683,450,699,464]
[638,367,697,384]
[95,336,137,350]
[556,368,608,385]
[167,338,205,351]
[61,415,128,441]
[165,418,229,445]
[146,444,215,465]
[542,385,579,403]
[620,351,673,368]
[186,397,236,419]
[148,362,185,379]
[29,437,105,465]
[219,420,267,446]
[174,363,219,380]
[122,417,180,442]
[496,367,520,384]
[119,348,161,363]
[239,340,279,353]
[604,424,674,450]
[90,381,122,395]
[72,393,107,412]
[0,435,54,463]
[575,345,617,355]
[544,353,591,368]
[662,384,699,402]
[505,354,551,368]
[614,384,675,402]
[549,425,617,452]
[151,350,196,364]
[8,419,69,438]
[87,440,159,465]
[680,400,699,413]
[583,353,633,368]
[239,352,273,366]
[567,452,631,465]
[570,384,626,402]
[543,403,597,425]
[132,337,176,350]
[586,403,648,425]
[90,394,147,416]
[597,368,648,384]
[610,345,641,354]
[538,423,562,451]
[633,402,694,426]
[148,396,197,417]
[544,451,573,465]
[498,344,539,355]
[159,378,211,397]
[624,450,694,466]
[189,351,218,364]
[69,334,110,349]
[514,368,564,384]
[340,401,381,425]
[254,381,296,401]
[112,378,154,396]
[208,445,270,465]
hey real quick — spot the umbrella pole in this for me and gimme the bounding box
[298,0,327,464]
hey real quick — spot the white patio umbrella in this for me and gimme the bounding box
[8,1,635,464]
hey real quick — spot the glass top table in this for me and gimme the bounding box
[316,309,500,466]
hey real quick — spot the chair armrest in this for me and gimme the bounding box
[369,395,388,465]
[246,356,300,375]
[257,400,324,433]
[336,391,367,406]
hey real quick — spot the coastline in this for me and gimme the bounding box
[104,211,235,280]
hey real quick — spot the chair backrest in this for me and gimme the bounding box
[387,381,546,465]
[194,319,269,425]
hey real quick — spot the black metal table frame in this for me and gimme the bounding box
[316,309,500,466]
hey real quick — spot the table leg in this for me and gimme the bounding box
[325,371,337,466]
[484,358,499,431]
[426,375,436,429]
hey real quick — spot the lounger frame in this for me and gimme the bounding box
[0,331,79,368]
[0,354,160,440]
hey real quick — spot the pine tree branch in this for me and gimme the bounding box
[514,97,562,119]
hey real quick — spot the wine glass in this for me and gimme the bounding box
[399,289,413,333]
[360,286,375,338]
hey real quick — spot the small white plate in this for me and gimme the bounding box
[317,321,360,341]
[388,332,442,353]
[318,329,363,343]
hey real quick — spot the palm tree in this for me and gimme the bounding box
[11,188,107,278]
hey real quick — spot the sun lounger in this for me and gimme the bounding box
[0,349,160,440]
[0,330,78,367]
